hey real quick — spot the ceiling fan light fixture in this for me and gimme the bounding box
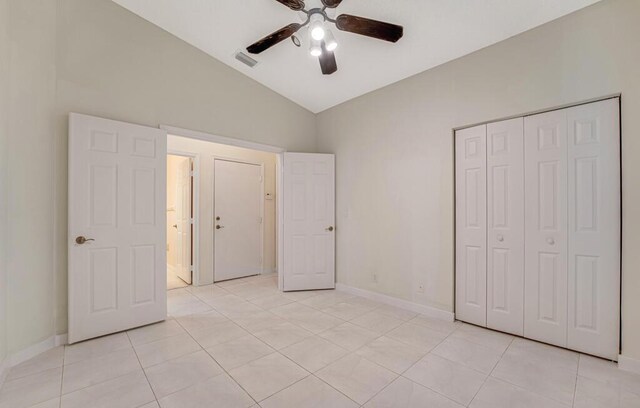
[309,37,322,57]
[324,29,338,51]
[309,14,325,41]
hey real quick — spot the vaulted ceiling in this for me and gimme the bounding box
[112,0,601,113]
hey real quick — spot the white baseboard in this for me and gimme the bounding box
[336,283,455,322]
[618,354,640,375]
[0,333,68,389]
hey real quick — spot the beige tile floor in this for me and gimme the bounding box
[2,272,639,408]
[166,267,189,290]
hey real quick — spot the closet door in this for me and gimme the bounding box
[486,118,525,335]
[524,109,569,347]
[455,125,487,326]
[567,99,620,359]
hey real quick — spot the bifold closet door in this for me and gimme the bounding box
[455,124,487,327]
[524,98,620,358]
[566,99,620,359]
[486,118,525,336]
[524,109,569,347]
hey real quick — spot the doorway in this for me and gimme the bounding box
[167,154,194,290]
[67,115,336,344]
[166,132,279,287]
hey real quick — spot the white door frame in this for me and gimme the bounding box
[212,156,265,281]
[160,125,286,290]
[167,151,199,285]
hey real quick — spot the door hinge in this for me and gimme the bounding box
[190,218,195,224]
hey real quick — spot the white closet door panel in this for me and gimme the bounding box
[486,118,525,335]
[455,124,487,326]
[567,99,620,359]
[524,109,568,347]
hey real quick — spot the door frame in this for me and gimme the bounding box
[160,125,286,290]
[212,156,265,282]
[167,151,199,285]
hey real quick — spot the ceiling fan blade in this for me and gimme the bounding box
[275,0,305,11]
[319,41,338,75]
[321,0,343,8]
[247,23,302,54]
[335,14,403,43]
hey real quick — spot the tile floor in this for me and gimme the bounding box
[166,267,189,290]
[2,273,639,408]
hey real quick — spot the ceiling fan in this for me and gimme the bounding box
[246,0,404,75]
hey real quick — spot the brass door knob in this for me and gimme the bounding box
[216,225,224,230]
[75,236,95,245]
[326,226,334,232]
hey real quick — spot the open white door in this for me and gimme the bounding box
[68,113,167,344]
[176,158,192,284]
[283,153,335,291]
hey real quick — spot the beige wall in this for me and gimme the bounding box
[0,0,8,366]
[166,155,189,269]
[4,0,57,357]
[167,136,278,285]
[317,0,640,361]
[1,0,316,358]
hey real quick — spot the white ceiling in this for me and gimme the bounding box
[112,0,601,113]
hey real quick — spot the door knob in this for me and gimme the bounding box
[216,216,221,221]
[326,226,334,232]
[216,225,224,230]
[497,234,504,242]
[75,236,95,245]
[172,224,178,229]
[547,237,555,245]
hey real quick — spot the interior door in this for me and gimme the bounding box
[455,125,487,326]
[214,159,262,282]
[524,109,568,347]
[283,153,335,291]
[68,113,167,344]
[566,99,620,359]
[176,157,192,284]
[486,118,525,335]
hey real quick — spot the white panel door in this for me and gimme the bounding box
[524,109,569,347]
[68,113,167,344]
[283,153,335,291]
[214,159,262,282]
[455,125,487,326]
[176,158,192,284]
[567,99,620,359]
[486,118,525,335]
